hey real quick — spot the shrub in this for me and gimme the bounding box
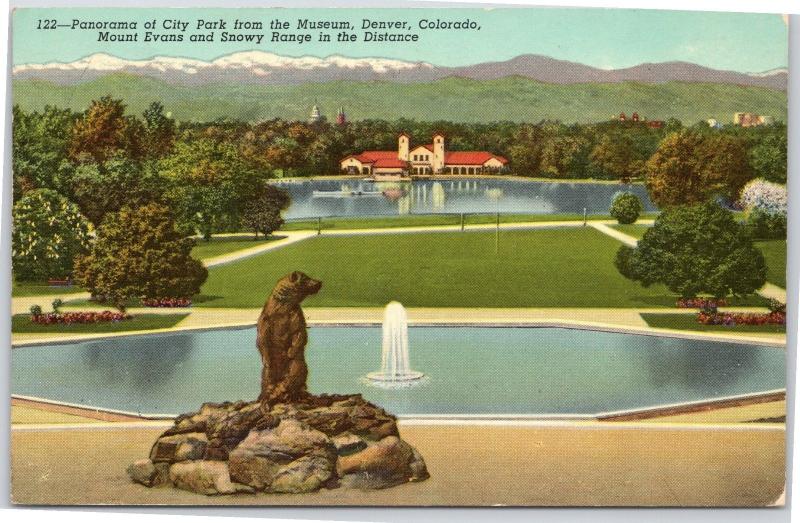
[676,298,727,309]
[615,201,766,299]
[609,192,643,224]
[241,183,291,238]
[12,189,91,281]
[740,179,787,215]
[746,209,786,239]
[768,299,786,314]
[739,179,787,239]
[29,310,133,325]
[29,304,42,317]
[141,297,192,308]
[74,203,208,304]
[51,298,63,313]
[697,310,785,327]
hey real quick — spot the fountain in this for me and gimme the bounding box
[366,302,424,384]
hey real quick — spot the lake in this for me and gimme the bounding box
[271,178,656,219]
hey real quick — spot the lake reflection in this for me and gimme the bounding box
[272,178,656,219]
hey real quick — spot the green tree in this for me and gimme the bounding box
[589,134,643,182]
[12,189,91,281]
[749,133,787,184]
[609,192,643,224]
[645,130,751,207]
[142,102,176,160]
[539,135,588,178]
[241,184,291,237]
[69,96,137,163]
[159,137,263,238]
[66,157,164,226]
[73,203,208,303]
[12,105,76,200]
[614,201,766,299]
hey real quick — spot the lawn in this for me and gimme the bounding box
[282,212,660,231]
[640,313,785,333]
[11,313,189,334]
[610,224,651,240]
[197,227,763,309]
[12,280,83,297]
[756,240,786,288]
[191,235,280,260]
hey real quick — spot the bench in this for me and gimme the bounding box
[47,278,72,287]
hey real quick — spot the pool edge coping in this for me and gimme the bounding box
[11,389,787,425]
[10,319,787,348]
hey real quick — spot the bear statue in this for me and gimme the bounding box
[129,270,430,495]
[256,271,322,413]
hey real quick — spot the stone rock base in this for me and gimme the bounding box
[128,394,428,495]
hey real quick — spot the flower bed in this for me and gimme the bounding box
[30,311,133,325]
[676,298,727,309]
[141,297,192,308]
[696,311,785,327]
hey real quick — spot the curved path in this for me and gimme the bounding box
[202,230,316,267]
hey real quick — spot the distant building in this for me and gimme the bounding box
[309,103,323,124]
[733,112,773,127]
[340,133,508,178]
[707,118,722,129]
[615,111,661,127]
[336,106,347,126]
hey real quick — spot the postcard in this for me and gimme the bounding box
[9,6,788,507]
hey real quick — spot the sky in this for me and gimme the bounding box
[12,7,788,72]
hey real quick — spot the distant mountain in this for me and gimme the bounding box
[449,55,787,90]
[12,74,787,125]
[12,52,787,90]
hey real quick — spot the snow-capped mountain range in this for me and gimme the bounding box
[12,51,787,90]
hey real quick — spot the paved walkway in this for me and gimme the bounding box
[588,222,638,247]
[11,306,785,346]
[201,230,316,267]
[10,422,784,506]
[317,218,655,237]
[759,283,787,303]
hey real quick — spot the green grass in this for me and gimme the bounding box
[191,235,281,260]
[13,75,787,124]
[11,313,189,334]
[197,227,763,309]
[756,240,787,288]
[12,280,83,297]
[283,212,659,231]
[610,223,651,240]
[640,313,785,333]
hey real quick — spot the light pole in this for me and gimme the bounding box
[495,210,500,255]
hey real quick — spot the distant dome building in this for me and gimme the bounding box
[309,102,323,123]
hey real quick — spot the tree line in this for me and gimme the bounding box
[11,96,788,303]
[12,96,787,238]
